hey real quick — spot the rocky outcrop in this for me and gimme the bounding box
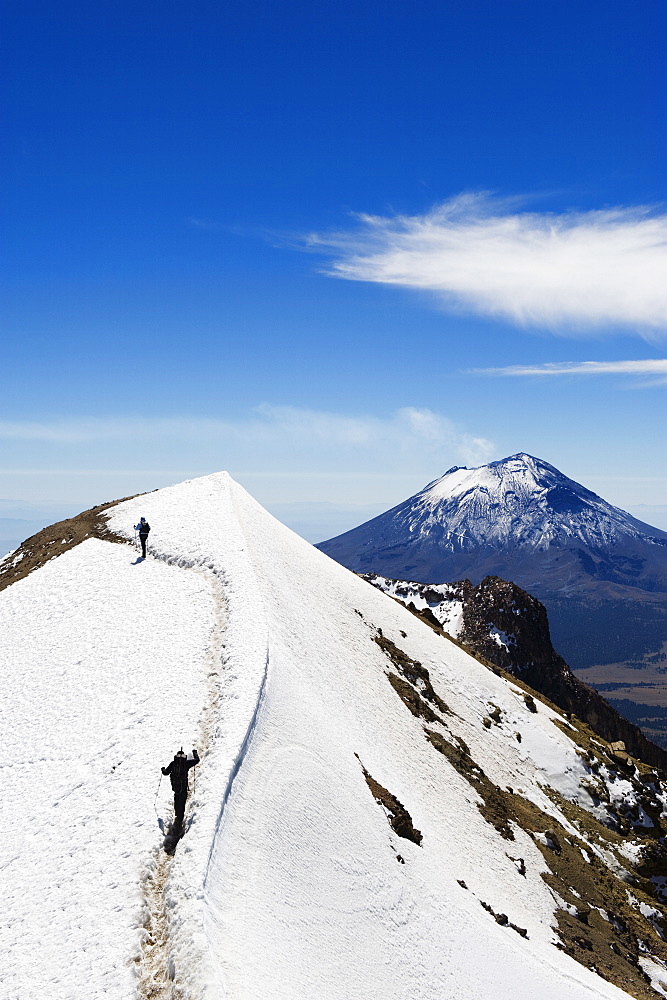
[456,575,667,770]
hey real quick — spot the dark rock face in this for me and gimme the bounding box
[458,576,561,678]
[358,761,423,846]
[457,576,667,770]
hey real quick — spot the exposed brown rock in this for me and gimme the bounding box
[479,900,528,937]
[375,629,450,722]
[387,672,441,724]
[356,756,422,846]
[0,496,141,594]
[424,728,515,841]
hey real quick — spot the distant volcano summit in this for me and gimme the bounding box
[317,453,667,597]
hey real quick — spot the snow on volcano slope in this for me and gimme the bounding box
[5,472,667,1000]
[316,453,667,595]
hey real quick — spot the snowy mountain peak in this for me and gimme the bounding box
[366,452,667,553]
[417,452,667,554]
[422,452,596,509]
[318,454,667,595]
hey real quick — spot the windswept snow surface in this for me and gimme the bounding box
[110,474,630,1000]
[2,472,642,999]
[0,540,217,999]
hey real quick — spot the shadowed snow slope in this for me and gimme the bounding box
[4,472,667,999]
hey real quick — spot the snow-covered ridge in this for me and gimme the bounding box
[5,471,667,999]
[106,475,272,997]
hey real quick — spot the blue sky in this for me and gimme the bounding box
[2,0,667,544]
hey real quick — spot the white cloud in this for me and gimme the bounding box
[306,194,667,334]
[468,359,667,378]
[251,405,494,466]
[0,418,214,443]
[0,406,494,470]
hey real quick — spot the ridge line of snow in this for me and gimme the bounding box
[11,472,655,999]
[196,478,273,1000]
[202,478,271,884]
[203,644,269,881]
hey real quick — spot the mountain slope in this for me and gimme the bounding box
[316,453,667,596]
[4,473,667,998]
[362,572,667,769]
[316,453,667,691]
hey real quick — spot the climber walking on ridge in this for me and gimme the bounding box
[134,517,150,559]
[161,748,199,829]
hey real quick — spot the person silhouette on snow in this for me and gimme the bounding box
[162,748,199,827]
[134,517,150,558]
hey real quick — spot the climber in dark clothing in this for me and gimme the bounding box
[134,517,150,558]
[162,748,199,827]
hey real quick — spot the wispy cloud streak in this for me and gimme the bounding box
[306,194,667,334]
[0,406,494,468]
[469,360,667,377]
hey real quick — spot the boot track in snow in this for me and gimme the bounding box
[136,555,228,999]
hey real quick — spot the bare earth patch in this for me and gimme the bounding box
[0,495,143,594]
[356,755,423,847]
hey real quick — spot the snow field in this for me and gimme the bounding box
[0,539,217,999]
[210,483,632,1000]
[113,473,630,999]
[2,472,643,999]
